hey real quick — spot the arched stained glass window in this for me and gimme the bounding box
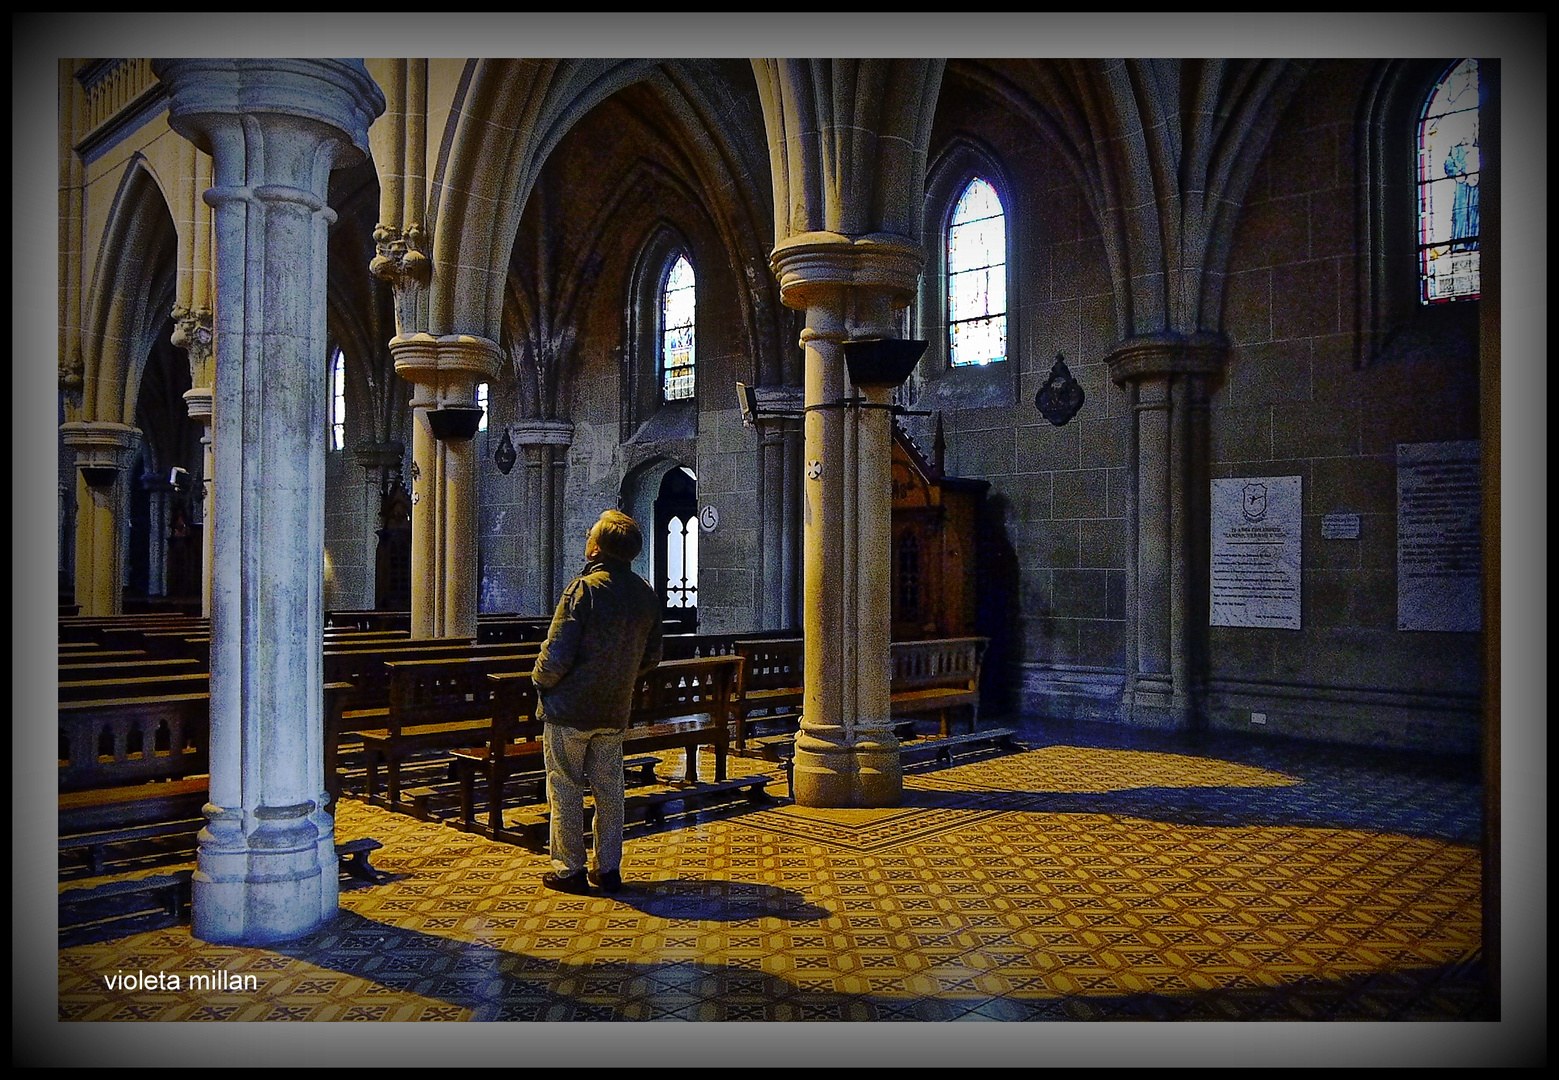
[330,348,346,451]
[947,177,1007,366]
[1417,59,1480,304]
[661,255,696,400]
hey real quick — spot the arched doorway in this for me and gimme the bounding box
[653,466,698,633]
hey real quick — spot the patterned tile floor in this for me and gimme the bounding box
[54,718,1491,1031]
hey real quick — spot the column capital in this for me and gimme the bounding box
[182,386,214,424]
[1104,332,1227,386]
[769,231,926,312]
[171,304,215,386]
[60,420,140,464]
[391,333,504,389]
[507,419,575,447]
[152,59,383,170]
[370,223,432,338]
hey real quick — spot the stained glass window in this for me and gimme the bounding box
[661,255,696,400]
[1417,59,1480,304]
[947,177,1008,366]
[330,348,346,451]
[476,382,488,432]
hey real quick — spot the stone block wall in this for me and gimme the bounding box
[1205,61,1481,752]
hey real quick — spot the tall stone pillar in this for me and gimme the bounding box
[752,388,803,632]
[153,58,384,943]
[392,333,503,639]
[59,420,140,616]
[771,235,924,808]
[1106,335,1223,728]
[173,305,215,617]
[513,419,574,613]
[145,474,171,597]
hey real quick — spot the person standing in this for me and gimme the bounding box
[532,509,664,893]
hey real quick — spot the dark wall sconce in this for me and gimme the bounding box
[841,338,928,389]
[426,406,484,442]
[493,428,517,475]
[80,466,119,489]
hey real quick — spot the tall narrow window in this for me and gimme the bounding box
[1418,59,1480,304]
[947,177,1007,366]
[476,382,489,432]
[661,255,696,401]
[330,348,346,451]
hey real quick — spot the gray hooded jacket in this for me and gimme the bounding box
[531,557,664,731]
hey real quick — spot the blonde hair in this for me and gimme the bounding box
[592,509,643,562]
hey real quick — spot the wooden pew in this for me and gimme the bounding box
[451,654,744,838]
[58,657,204,678]
[322,642,550,807]
[58,693,388,883]
[354,651,544,809]
[58,671,211,703]
[58,693,211,873]
[732,638,804,750]
[888,637,988,737]
[731,636,991,750]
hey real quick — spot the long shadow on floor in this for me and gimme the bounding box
[241,908,1488,1021]
[907,719,1482,844]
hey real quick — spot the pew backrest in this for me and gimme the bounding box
[58,693,209,793]
[890,637,987,692]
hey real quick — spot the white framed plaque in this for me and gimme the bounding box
[1211,476,1302,629]
[1397,441,1481,632]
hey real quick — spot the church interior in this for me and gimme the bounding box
[18,16,1546,1066]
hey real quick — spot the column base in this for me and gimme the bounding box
[1120,680,1197,731]
[191,801,339,944]
[791,723,903,808]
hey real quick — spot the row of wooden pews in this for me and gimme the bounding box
[55,617,536,878]
[733,636,992,753]
[58,618,1003,887]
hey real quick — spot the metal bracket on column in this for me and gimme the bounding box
[804,400,931,416]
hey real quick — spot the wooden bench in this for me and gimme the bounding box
[355,652,544,810]
[58,671,212,703]
[58,870,194,945]
[322,642,540,805]
[58,657,204,678]
[451,655,744,840]
[729,636,988,748]
[58,693,212,874]
[899,726,1019,767]
[733,638,804,750]
[889,637,989,737]
[59,693,394,883]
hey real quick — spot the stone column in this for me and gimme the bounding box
[355,441,406,610]
[771,234,924,808]
[144,474,171,597]
[1106,334,1223,728]
[753,388,802,632]
[512,419,574,613]
[59,420,140,616]
[173,306,215,617]
[153,58,384,943]
[392,333,503,639]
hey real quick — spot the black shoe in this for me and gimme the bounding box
[542,870,591,895]
[588,868,623,894]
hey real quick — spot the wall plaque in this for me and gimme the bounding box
[1211,476,1302,629]
[1321,512,1360,540]
[1397,441,1481,632]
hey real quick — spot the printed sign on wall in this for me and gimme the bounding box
[1397,441,1481,632]
[1211,476,1303,629]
